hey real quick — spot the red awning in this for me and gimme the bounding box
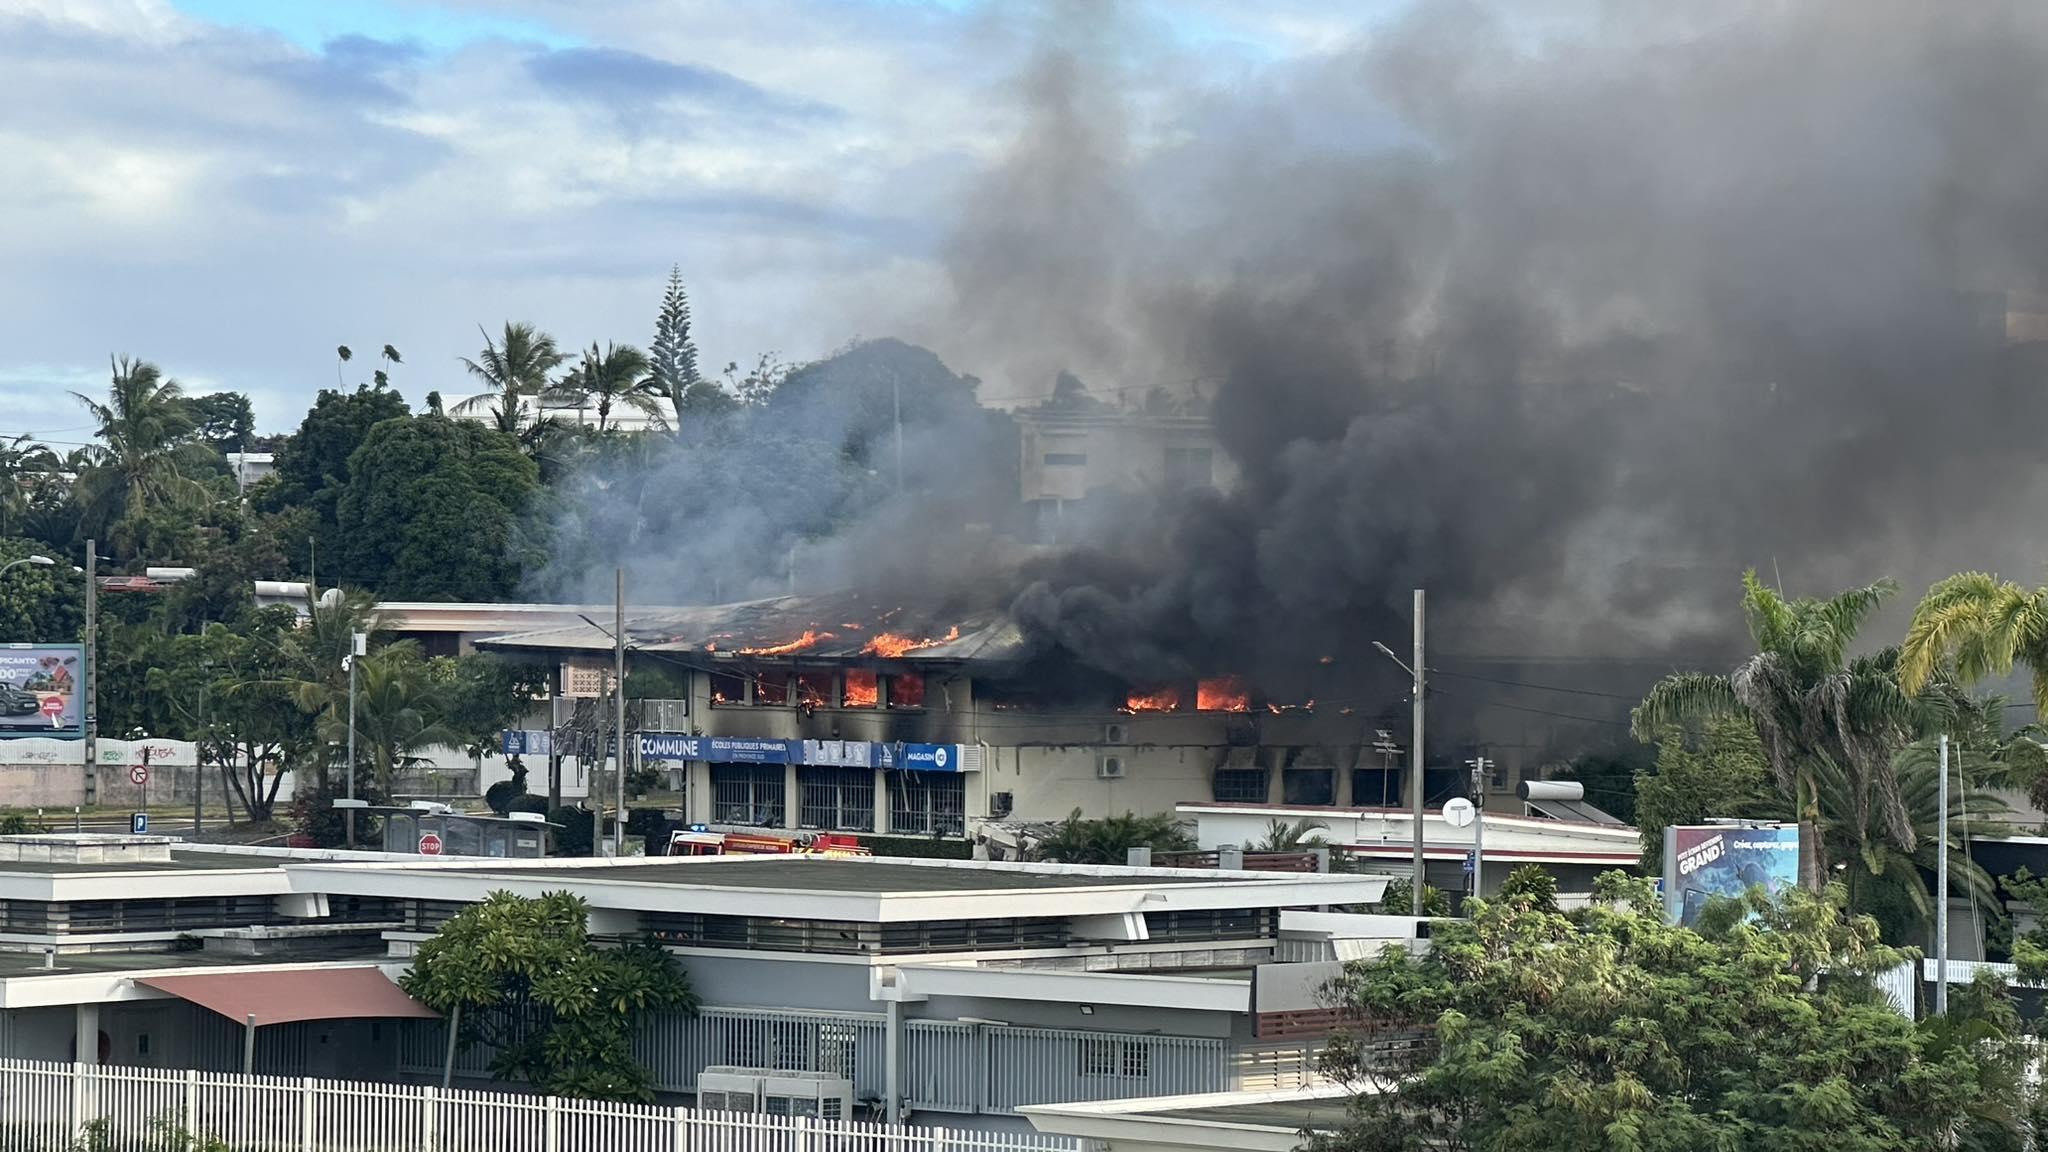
[135,967,440,1027]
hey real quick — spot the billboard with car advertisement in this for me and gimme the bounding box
[0,643,83,739]
[1662,822,1801,926]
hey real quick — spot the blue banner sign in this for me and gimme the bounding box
[638,735,792,764]
[895,743,964,773]
[501,729,553,757]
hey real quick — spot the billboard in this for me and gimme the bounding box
[1662,823,1800,926]
[0,644,83,739]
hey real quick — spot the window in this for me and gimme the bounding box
[755,671,789,706]
[795,671,832,709]
[1078,1038,1149,1079]
[842,670,879,708]
[710,671,747,706]
[1043,452,1088,466]
[889,772,965,836]
[1164,445,1214,491]
[888,673,925,709]
[1352,767,1403,808]
[712,765,786,827]
[799,767,875,831]
[1213,768,1269,804]
[1283,768,1335,806]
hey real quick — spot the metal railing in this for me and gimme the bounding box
[0,1058,1078,1152]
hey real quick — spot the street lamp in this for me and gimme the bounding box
[1372,588,1428,916]
[0,555,55,579]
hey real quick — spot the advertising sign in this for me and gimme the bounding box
[0,644,83,739]
[799,740,874,768]
[501,729,554,758]
[1662,823,1801,926]
[895,743,964,773]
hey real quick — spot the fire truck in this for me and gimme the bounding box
[664,826,870,858]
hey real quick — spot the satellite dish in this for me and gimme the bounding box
[1441,797,1476,828]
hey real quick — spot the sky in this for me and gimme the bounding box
[0,0,1392,440]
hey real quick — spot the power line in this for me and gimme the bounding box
[1428,667,1641,700]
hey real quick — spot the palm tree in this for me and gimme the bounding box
[558,342,663,433]
[1033,809,1197,863]
[0,435,59,537]
[1632,571,1916,890]
[70,357,209,548]
[1254,817,1329,851]
[456,323,565,436]
[1901,571,2048,712]
[316,642,457,795]
[262,589,384,791]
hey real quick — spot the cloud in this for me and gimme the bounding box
[526,46,838,122]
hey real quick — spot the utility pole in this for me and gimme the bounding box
[1936,733,1950,1015]
[1467,756,1492,898]
[1410,589,1426,915]
[613,567,628,856]
[547,688,563,812]
[83,540,97,809]
[345,631,364,850]
[194,661,207,839]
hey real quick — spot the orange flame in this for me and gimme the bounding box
[1197,677,1252,712]
[861,626,961,658]
[844,670,879,707]
[739,630,829,656]
[1123,687,1182,713]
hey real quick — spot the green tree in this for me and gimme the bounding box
[557,341,662,432]
[456,322,565,436]
[1033,808,1195,863]
[319,642,456,795]
[1252,816,1329,851]
[1312,874,2025,1151]
[648,265,703,429]
[0,436,61,539]
[400,891,697,1101]
[331,415,542,599]
[0,536,83,644]
[186,392,255,453]
[1632,571,1916,890]
[1633,718,1786,869]
[71,357,212,557]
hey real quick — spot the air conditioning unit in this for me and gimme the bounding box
[989,791,1014,818]
[1097,754,1126,780]
[1103,723,1129,745]
[696,1067,853,1122]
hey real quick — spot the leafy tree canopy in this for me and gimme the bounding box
[400,890,697,1100]
[1032,808,1195,863]
[1313,873,2039,1152]
[332,415,542,599]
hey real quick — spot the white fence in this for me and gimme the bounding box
[0,1059,1079,1152]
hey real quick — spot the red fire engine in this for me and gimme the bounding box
[664,828,870,858]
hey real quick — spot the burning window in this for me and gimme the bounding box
[843,670,879,709]
[710,670,747,707]
[1196,677,1251,712]
[755,670,790,707]
[1123,687,1182,713]
[795,671,832,709]
[888,673,925,709]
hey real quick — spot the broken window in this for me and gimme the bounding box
[890,772,964,836]
[712,766,786,827]
[799,767,875,831]
[842,670,879,709]
[754,670,789,706]
[795,671,832,709]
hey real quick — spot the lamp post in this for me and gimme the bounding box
[1372,589,1427,916]
[0,555,54,579]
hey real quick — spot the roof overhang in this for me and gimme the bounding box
[135,967,438,1026]
[1020,1087,1355,1152]
[284,857,1391,924]
[894,964,1251,1012]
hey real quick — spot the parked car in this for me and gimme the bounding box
[0,685,41,717]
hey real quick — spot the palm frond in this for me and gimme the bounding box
[1631,673,1744,742]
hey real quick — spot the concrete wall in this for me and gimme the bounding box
[0,1005,76,1061]
[909,994,1233,1038]
[677,953,874,1012]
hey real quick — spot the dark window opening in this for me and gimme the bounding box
[712,765,786,827]
[889,772,964,836]
[754,670,789,707]
[710,670,747,706]
[1212,768,1269,804]
[1283,768,1335,806]
[795,671,832,709]
[1352,767,1403,808]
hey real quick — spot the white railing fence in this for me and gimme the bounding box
[0,1059,1078,1152]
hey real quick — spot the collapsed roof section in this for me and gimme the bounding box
[473,589,1029,666]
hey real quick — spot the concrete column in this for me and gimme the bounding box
[783,763,801,830]
[687,763,712,825]
[74,1002,99,1065]
[884,998,903,1122]
[1265,757,1286,805]
[873,768,892,835]
[1335,758,1354,808]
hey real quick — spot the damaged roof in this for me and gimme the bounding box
[473,590,1029,664]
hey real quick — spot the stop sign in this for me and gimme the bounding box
[417,832,444,856]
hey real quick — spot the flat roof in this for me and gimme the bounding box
[0,942,388,980]
[437,858,1217,893]
[0,850,299,876]
[1150,1098,1350,1130]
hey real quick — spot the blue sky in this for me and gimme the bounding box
[0,0,1395,439]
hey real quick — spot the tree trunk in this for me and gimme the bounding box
[1798,777,1825,891]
